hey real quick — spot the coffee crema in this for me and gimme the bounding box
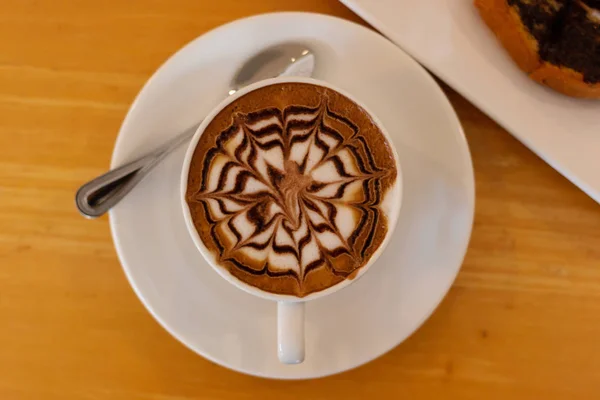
[186,83,397,297]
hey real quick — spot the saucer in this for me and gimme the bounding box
[110,12,474,379]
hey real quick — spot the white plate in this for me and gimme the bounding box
[110,12,474,379]
[341,0,600,204]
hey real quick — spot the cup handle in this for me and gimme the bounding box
[277,301,305,364]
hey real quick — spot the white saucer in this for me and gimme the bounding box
[110,12,475,379]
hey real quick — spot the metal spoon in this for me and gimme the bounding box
[75,43,315,218]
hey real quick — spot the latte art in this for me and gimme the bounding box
[186,83,398,297]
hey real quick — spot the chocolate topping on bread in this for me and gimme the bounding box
[541,1,600,84]
[507,0,566,43]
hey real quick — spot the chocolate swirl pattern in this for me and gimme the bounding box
[186,83,397,297]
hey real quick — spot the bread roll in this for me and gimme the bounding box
[475,0,600,98]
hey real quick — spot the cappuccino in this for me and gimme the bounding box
[185,82,397,297]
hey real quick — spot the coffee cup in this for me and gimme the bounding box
[181,77,402,364]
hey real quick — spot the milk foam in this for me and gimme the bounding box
[187,85,398,297]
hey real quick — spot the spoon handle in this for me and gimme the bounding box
[75,124,198,218]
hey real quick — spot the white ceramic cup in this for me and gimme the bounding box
[181,77,402,364]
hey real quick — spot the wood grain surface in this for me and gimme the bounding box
[1,1,599,399]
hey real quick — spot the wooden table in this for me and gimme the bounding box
[1,0,599,398]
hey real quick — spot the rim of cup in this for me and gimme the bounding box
[181,77,403,303]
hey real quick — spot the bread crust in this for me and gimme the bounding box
[475,0,541,73]
[530,63,600,98]
[475,0,600,99]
